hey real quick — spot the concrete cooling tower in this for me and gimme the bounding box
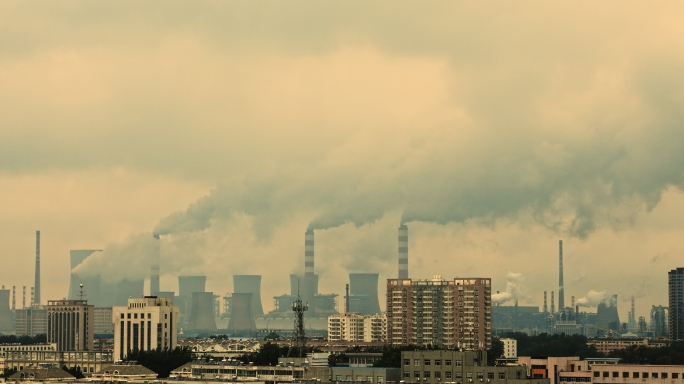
[179,276,206,298]
[188,292,217,331]
[233,275,263,317]
[348,273,381,315]
[227,292,256,335]
[0,289,13,332]
[596,294,620,331]
[68,250,102,303]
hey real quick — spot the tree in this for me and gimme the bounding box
[502,332,600,359]
[373,345,431,368]
[125,347,193,378]
[487,337,504,365]
[3,368,17,379]
[62,365,85,379]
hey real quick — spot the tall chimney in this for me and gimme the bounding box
[571,295,575,309]
[11,286,15,310]
[543,291,548,313]
[34,230,41,306]
[551,291,555,314]
[30,287,34,307]
[22,286,26,309]
[305,230,314,278]
[150,234,160,296]
[398,224,408,279]
[558,240,565,310]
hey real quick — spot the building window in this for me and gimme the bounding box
[446,372,452,379]
[435,360,441,366]
[663,373,668,379]
[377,376,383,383]
[404,359,410,366]
[652,373,658,379]
[457,361,462,367]
[415,360,420,366]
[643,373,649,378]
[435,372,441,379]
[425,360,431,366]
[622,372,629,378]
[415,371,421,378]
[404,371,410,378]
[336,375,342,380]
[633,372,639,378]
[477,372,484,379]
[467,372,473,378]
[612,372,618,378]
[498,373,505,380]
[456,372,463,379]
[488,373,494,379]
[593,372,599,378]
[425,372,431,378]
[445,360,452,366]
[672,373,678,379]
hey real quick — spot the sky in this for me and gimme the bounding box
[2,2,684,321]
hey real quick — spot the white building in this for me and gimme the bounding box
[113,296,179,361]
[328,313,386,342]
[501,337,517,358]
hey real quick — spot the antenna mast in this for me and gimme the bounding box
[292,285,308,357]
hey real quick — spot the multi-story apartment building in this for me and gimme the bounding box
[328,313,386,343]
[386,277,492,349]
[501,338,517,358]
[47,300,94,351]
[669,268,684,341]
[15,306,47,337]
[94,307,114,336]
[113,296,179,361]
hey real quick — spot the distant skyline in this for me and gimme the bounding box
[2,2,684,321]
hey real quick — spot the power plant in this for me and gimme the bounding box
[347,273,381,315]
[188,292,217,331]
[227,292,256,335]
[233,275,264,317]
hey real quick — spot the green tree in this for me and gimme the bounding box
[487,337,504,365]
[62,365,85,379]
[503,332,600,359]
[373,345,431,368]
[3,368,17,379]
[124,347,193,378]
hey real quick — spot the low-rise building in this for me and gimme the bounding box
[92,363,158,381]
[402,350,549,384]
[501,338,517,358]
[330,366,400,383]
[586,338,666,354]
[8,365,75,381]
[329,313,387,343]
[1,349,112,376]
[348,353,383,367]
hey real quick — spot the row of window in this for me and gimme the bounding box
[593,371,682,379]
[334,375,384,382]
[404,359,463,366]
[404,371,506,379]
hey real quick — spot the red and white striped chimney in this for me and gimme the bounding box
[305,230,314,278]
[398,225,408,278]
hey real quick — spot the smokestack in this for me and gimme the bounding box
[551,290,555,314]
[34,230,40,306]
[11,286,15,310]
[543,291,548,313]
[398,224,408,279]
[150,234,160,296]
[30,287,34,307]
[345,284,350,313]
[558,240,564,310]
[305,230,314,278]
[22,286,26,309]
[571,296,575,309]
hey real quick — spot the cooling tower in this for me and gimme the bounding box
[68,250,102,304]
[233,275,263,317]
[398,225,408,278]
[179,276,206,297]
[110,279,144,306]
[156,291,175,299]
[150,234,160,296]
[227,292,256,335]
[0,289,13,332]
[348,273,381,315]
[34,231,40,306]
[596,294,620,331]
[188,292,217,331]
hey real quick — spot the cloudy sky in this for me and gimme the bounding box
[2,2,684,320]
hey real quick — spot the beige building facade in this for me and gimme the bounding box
[113,296,179,361]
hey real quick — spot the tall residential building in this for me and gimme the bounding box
[669,268,684,341]
[15,306,47,336]
[328,313,387,343]
[386,277,492,349]
[47,300,94,351]
[94,307,114,336]
[113,296,179,361]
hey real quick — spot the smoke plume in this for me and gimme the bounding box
[71,233,156,283]
[492,272,526,304]
[576,290,607,307]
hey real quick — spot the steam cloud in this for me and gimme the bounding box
[575,290,607,307]
[492,272,525,304]
[71,233,157,283]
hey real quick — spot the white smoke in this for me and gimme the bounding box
[492,272,525,304]
[575,289,607,307]
[71,233,157,283]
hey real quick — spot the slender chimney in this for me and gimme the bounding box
[22,286,26,309]
[558,240,565,310]
[34,230,40,306]
[345,284,350,313]
[543,291,548,313]
[398,224,408,278]
[631,296,636,322]
[571,296,575,309]
[150,234,160,295]
[551,291,555,314]
[305,230,314,278]
[30,287,34,307]
[11,286,15,310]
